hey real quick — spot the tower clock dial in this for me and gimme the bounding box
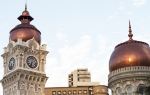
[8,57,15,70]
[26,56,38,68]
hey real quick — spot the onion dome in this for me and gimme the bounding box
[9,5,41,44]
[109,21,150,72]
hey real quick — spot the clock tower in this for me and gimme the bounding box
[1,6,48,95]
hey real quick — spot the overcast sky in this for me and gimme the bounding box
[0,0,150,94]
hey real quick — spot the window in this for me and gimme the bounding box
[83,90,87,94]
[78,90,82,94]
[52,91,56,95]
[57,91,61,95]
[68,90,72,95]
[62,91,67,95]
[126,85,133,95]
[137,84,145,94]
[116,87,121,95]
[73,90,77,94]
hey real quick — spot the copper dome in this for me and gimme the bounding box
[109,22,150,72]
[9,6,41,44]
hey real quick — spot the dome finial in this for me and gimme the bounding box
[18,2,33,23]
[128,20,133,40]
[25,3,27,11]
[25,0,28,11]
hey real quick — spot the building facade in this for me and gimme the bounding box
[1,7,48,95]
[108,22,150,95]
[45,85,108,95]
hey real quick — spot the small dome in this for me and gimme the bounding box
[109,22,150,72]
[10,24,41,44]
[9,6,41,44]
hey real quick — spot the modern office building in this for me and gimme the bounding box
[68,69,99,87]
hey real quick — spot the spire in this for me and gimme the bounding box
[25,3,27,11]
[128,20,133,40]
[17,3,33,23]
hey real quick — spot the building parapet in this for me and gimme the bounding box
[108,66,150,85]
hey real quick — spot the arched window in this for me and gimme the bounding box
[126,85,133,95]
[137,84,145,94]
[116,87,121,95]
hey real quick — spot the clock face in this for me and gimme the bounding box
[26,56,38,68]
[9,57,15,70]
